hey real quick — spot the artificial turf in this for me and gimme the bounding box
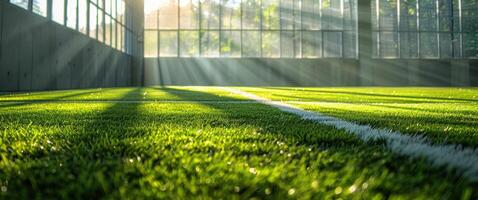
[0,87,476,199]
[242,87,478,147]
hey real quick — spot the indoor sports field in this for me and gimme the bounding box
[0,87,477,199]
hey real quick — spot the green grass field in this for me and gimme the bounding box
[0,87,477,199]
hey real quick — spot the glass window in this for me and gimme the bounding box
[220,31,241,57]
[200,31,220,57]
[262,31,280,57]
[372,0,477,58]
[159,31,178,56]
[116,22,121,49]
[10,0,29,9]
[112,0,117,18]
[200,0,220,29]
[302,31,322,58]
[262,0,280,30]
[33,0,48,17]
[105,0,111,14]
[89,3,98,39]
[180,0,199,29]
[52,0,65,24]
[112,21,117,48]
[79,0,88,34]
[280,0,300,30]
[145,30,158,57]
[145,0,358,58]
[180,31,200,56]
[281,31,294,57]
[242,31,261,57]
[302,0,321,30]
[380,31,399,58]
[145,0,159,29]
[243,0,260,29]
[67,0,78,29]
[324,31,342,57]
[221,0,241,29]
[105,15,112,46]
[98,9,105,42]
[118,0,125,24]
[159,0,179,29]
[120,25,125,51]
[420,33,439,58]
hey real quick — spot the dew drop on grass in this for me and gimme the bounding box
[234,186,240,193]
[362,183,369,189]
[348,185,357,193]
[311,180,319,189]
[335,187,343,195]
[288,188,296,195]
[249,168,257,175]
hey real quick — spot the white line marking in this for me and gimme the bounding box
[222,87,478,180]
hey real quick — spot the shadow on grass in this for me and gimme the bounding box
[262,87,478,103]
[1,88,145,198]
[0,89,111,108]
[156,87,476,197]
[1,87,476,199]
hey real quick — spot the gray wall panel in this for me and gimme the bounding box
[1,6,22,91]
[0,3,133,92]
[32,20,53,91]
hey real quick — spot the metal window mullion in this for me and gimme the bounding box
[340,0,344,58]
[300,0,304,58]
[458,0,462,57]
[292,0,295,57]
[113,0,116,48]
[416,0,420,58]
[219,0,222,57]
[47,0,52,20]
[199,0,202,56]
[376,0,380,58]
[240,0,243,57]
[76,0,79,31]
[160,3,161,57]
[397,0,401,58]
[436,0,440,58]
[64,0,68,25]
[177,0,180,57]
[87,0,90,37]
[449,0,454,57]
[28,0,33,11]
[279,0,282,57]
[319,0,323,58]
[103,0,106,43]
[260,0,263,58]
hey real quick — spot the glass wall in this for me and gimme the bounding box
[8,0,134,54]
[144,0,358,58]
[372,0,478,58]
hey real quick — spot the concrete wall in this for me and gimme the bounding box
[145,58,359,86]
[144,57,477,87]
[127,0,144,87]
[0,3,132,92]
